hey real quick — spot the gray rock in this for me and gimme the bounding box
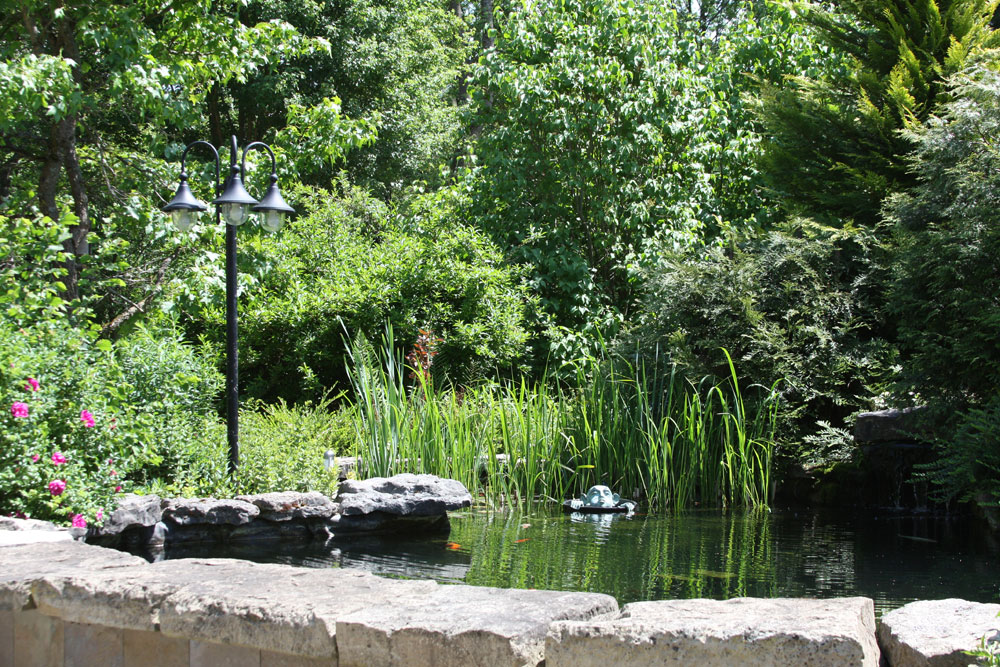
[229,519,312,541]
[0,541,146,611]
[235,491,336,521]
[161,498,259,526]
[151,559,438,660]
[336,473,472,517]
[854,407,926,444]
[546,597,880,667]
[878,598,1000,666]
[0,516,62,531]
[0,529,73,547]
[336,585,618,667]
[96,494,163,536]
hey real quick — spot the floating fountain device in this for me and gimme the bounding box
[563,485,638,514]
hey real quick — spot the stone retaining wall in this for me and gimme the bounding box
[3,473,998,666]
[3,540,998,666]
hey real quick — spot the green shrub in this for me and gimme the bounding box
[619,222,897,459]
[921,396,1000,508]
[230,398,351,496]
[185,183,529,404]
[0,319,221,526]
[888,65,1000,407]
[147,398,352,499]
[885,66,1000,508]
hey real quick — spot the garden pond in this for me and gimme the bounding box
[153,507,999,616]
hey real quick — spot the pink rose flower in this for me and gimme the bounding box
[11,402,29,418]
[48,480,66,496]
[110,469,117,476]
[114,485,122,493]
[71,514,87,528]
[31,454,40,462]
[51,452,66,465]
[80,410,95,428]
[25,377,39,392]
[96,509,104,522]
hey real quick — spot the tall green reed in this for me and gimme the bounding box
[346,325,781,509]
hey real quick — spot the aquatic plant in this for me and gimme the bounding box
[346,325,781,509]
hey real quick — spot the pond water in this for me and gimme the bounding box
[158,507,999,616]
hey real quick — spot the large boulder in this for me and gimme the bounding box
[96,494,163,536]
[336,474,472,517]
[235,491,336,521]
[546,597,880,666]
[878,599,1000,666]
[161,498,259,526]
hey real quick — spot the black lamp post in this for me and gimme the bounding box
[162,135,294,475]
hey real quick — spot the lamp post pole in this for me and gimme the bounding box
[224,178,239,474]
[162,135,294,475]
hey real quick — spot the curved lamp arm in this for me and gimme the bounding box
[162,141,221,231]
[241,141,294,231]
[180,141,222,196]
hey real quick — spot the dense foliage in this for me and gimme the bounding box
[3,0,1000,521]
[182,183,529,404]
[759,0,999,228]
[887,65,1000,506]
[0,317,221,525]
[620,222,896,450]
[468,0,812,361]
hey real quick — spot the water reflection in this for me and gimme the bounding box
[152,508,999,615]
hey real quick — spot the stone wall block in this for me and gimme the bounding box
[31,572,176,632]
[336,585,618,667]
[64,621,123,667]
[147,559,433,660]
[0,609,13,666]
[0,541,146,611]
[546,597,879,667]
[261,648,335,667]
[13,609,64,667]
[123,629,189,667]
[190,639,261,667]
[878,598,1000,666]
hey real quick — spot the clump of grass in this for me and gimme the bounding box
[346,325,781,509]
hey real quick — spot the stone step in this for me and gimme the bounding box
[878,598,1000,666]
[547,597,880,666]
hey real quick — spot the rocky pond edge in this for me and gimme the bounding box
[1,473,998,666]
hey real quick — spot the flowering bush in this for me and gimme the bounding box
[0,318,222,526]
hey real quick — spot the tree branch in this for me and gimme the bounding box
[99,250,178,338]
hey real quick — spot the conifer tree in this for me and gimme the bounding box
[759,0,999,228]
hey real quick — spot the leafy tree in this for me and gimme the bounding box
[179,182,529,403]
[219,0,469,199]
[758,0,999,228]
[468,0,818,364]
[469,0,716,358]
[0,0,315,328]
[888,64,1000,406]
